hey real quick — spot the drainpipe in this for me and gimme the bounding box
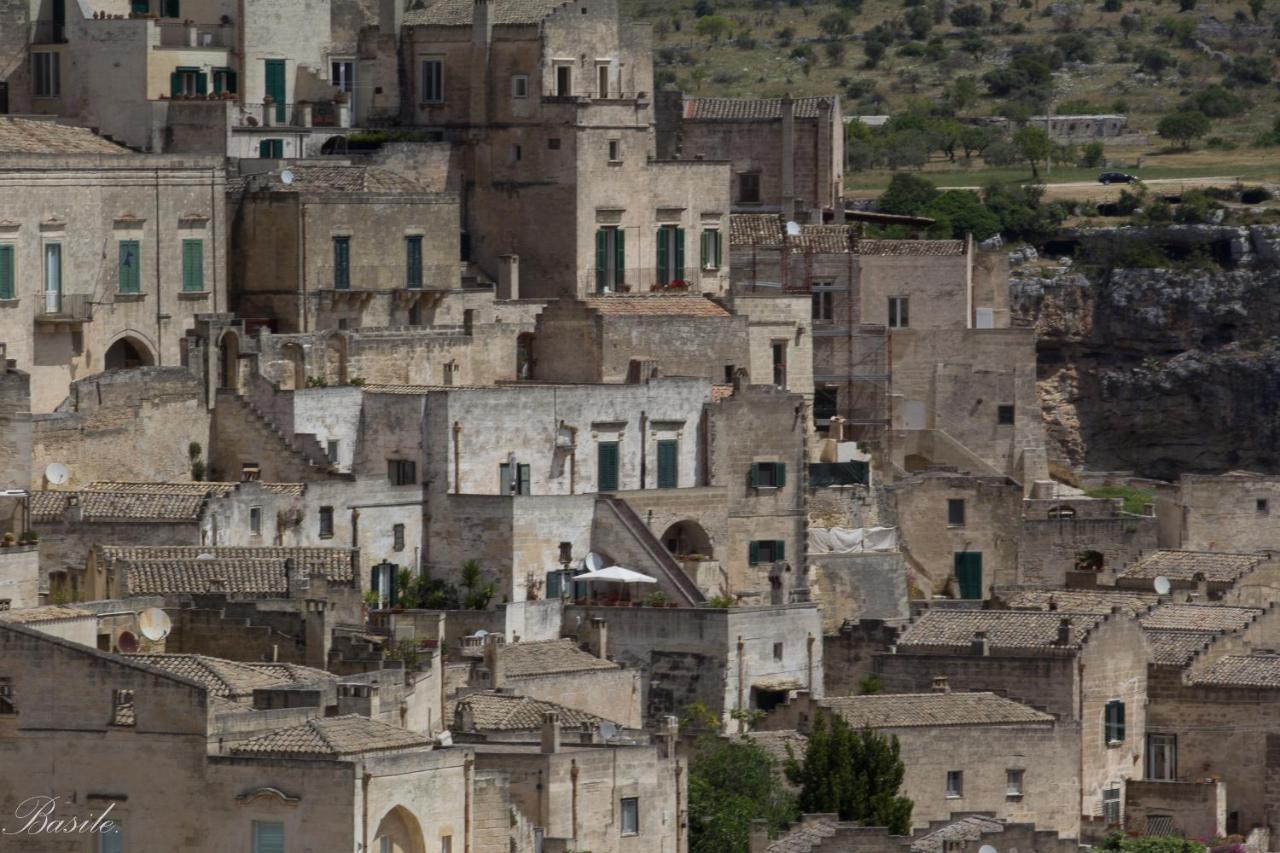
[639,411,647,489]
[675,761,685,853]
[361,770,371,853]
[154,168,163,364]
[736,634,745,732]
[570,759,580,844]
[298,197,308,332]
[210,166,219,313]
[806,633,814,692]
[464,753,474,853]
[452,421,462,494]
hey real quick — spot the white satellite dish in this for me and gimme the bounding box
[1154,576,1171,595]
[471,629,489,638]
[585,552,604,573]
[138,607,172,642]
[280,169,295,185]
[979,846,998,853]
[44,462,70,486]
[784,220,802,237]
[196,552,216,561]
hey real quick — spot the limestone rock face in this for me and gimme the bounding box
[1011,226,1280,480]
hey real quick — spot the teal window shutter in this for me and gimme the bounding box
[657,439,677,488]
[333,237,350,289]
[406,236,423,289]
[674,227,686,280]
[775,462,786,488]
[1117,701,1125,741]
[597,441,619,492]
[519,464,531,495]
[776,540,785,562]
[656,228,668,285]
[370,566,380,595]
[170,72,181,97]
[388,568,399,606]
[546,571,561,599]
[595,229,606,293]
[182,239,203,291]
[118,240,140,293]
[614,228,625,285]
[195,72,207,95]
[748,541,760,565]
[713,229,722,267]
[0,245,13,300]
[748,463,759,488]
[700,230,708,270]
[130,0,149,12]
[258,139,271,158]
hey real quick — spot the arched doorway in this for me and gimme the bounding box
[279,342,305,390]
[372,806,426,853]
[323,335,347,385]
[218,330,240,390]
[661,520,713,559]
[516,332,535,380]
[104,335,155,371]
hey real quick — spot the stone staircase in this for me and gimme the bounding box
[215,389,335,477]
[595,496,706,605]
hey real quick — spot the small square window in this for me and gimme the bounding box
[327,440,339,463]
[548,138,561,150]
[608,140,620,162]
[111,689,135,727]
[888,296,909,329]
[812,291,833,322]
[772,642,783,661]
[388,459,417,486]
[946,770,963,798]
[512,144,522,162]
[947,498,966,527]
[1006,768,1024,797]
[1257,499,1269,514]
[511,74,529,98]
[620,797,639,836]
[738,172,760,204]
[998,404,1015,425]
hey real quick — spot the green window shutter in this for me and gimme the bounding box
[748,540,760,565]
[519,464,530,495]
[597,441,619,492]
[775,462,786,488]
[334,238,350,289]
[195,72,207,95]
[118,241,140,293]
[182,239,203,291]
[700,230,708,270]
[225,69,237,94]
[499,463,512,495]
[657,439,677,488]
[656,229,668,285]
[614,228,625,284]
[775,540,785,562]
[370,566,381,594]
[258,139,271,158]
[674,227,686,280]
[388,568,399,606]
[595,229,607,293]
[406,236,422,289]
[748,463,759,488]
[170,72,181,97]
[714,230,722,267]
[0,245,14,300]
[546,571,561,599]
[130,0,149,12]
[1116,701,1125,741]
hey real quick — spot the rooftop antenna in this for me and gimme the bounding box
[44,462,70,487]
[1154,576,1171,596]
[138,608,172,642]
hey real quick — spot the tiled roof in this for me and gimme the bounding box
[499,639,619,678]
[29,490,205,522]
[765,816,841,853]
[102,546,354,588]
[684,96,838,121]
[794,225,853,254]
[88,481,305,497]
[124,558,338,596]
[1002,588,1159,616]
[229,165,426,194]
[403,0,571,26]
[0,117,130,154]
[451,690,608,731]
[911,815,1006,853]
[1140,604,1262,632]
[853,239,965,256]
[582,295,730,317]
[1193,654,1280,689]
[126,654,324,698]
[231,714,432,757]
[730,213,784,247]
[743,729,809,766]
[1144,630,1215,666]
[0,605,94,624]
[1118,550,1267,582]
[821,692,1053,728]
[897,609,1104,650]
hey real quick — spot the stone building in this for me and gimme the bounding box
[874,607,1149,830]
[757,812,1081,853]
[656,93,844,222]
[1158,471,1280,553]
[761,689,1082,837]
[1019,493,1158,587]
[1029,114,1128,141]
[1114,549,1280,603]
[367,0,732,299]
[0,119,227,413]
[0,543,39,611]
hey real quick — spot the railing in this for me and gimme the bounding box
[35,293,93,323]
[234,100,350,129]
[542,90,648,100]
[29,21,67,44]
[578,266,724,295]
[156,21,234,49]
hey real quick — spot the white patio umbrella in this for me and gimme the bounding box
[575,566,658,584]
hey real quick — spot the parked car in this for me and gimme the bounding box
[1098,172,1138,184]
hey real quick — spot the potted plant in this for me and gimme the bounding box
[1,532,14,548]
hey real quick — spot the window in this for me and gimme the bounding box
[43,242,62,312]
[750,462,786,489]
[182,239,204,292]
[1146,733,1177,780]
[405,236,423,289]
[330,59,353,113]
[946,770,963,798]
[499,462,531,495]
[772,642,783,661]
[32,52,60,98]
[388,459,417,485]
[608,139,620,162]
[319,506,334,538]
[1258,499,1270,515]
[555,64,571,97]
[1102,787,1121,825]
[997,404,1015,426]
[1104,700,1125,745]
[597,63,610,98]
[738,172,760,204]
[814,387,838,422]
[0,600,8,611]
[111,689,135,727]
[393,523,405,551]
[594,227,625,293]
[947,498,966,527]
[258,138,284,159]
[421,59,444,103]
[597,441,620,492]
[772,341,787,387]
[212,67,237,94]
[333,237,350,290]
[512,144,522,162]
[620,797,639,836]
[724,365,736,384]
[440,836,452,853]
[655,226,685,285]
[656,439,678,489]
[170,66,206,97]
[1006,768,1024,797]
[700,229,722,270]
[511,74,529,98]
[0,677,14,714]
[812,291,833,322]
[888,296,909,329]
[241,463,260,482]
[117,241,141,294]
[548,137,561,150]
[249,506,262,536]
[99,820,123,853]
[253,820,285,853]
[0,244,15,299]
[326,440,339,463]
[749,540,785,565]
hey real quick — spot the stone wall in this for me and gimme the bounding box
[1123,779,1225,840]
[0,545,39,610]
[809,551,908,631]
[1019,511,1157,587]
[822,620,899,697]
[0,355,31,495]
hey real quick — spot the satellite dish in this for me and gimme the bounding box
[1154,576,1171,595]
[471,629,489,638]
[585,552,604,573]
[44,462,70,486]
[138,608,172,642]
[196,552,216,561]
[785,220,802,237]
[116,631,139,654]
[979,846,998,853]
[280,169,295,185]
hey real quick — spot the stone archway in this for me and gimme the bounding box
[372,806,426,853]
[517,332,535,380]
[323,334,348,385]
[661,519,713,559]
[218,330,241,390]
[104,334,156,371]
[279,342,305,390]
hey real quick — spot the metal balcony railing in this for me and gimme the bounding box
[235,100,348,129]
[35,293,93,324]
[579,265,725,295]
[156,21,234,49]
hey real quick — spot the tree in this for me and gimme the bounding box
[1103,0,1122,10]
[825,41,847,66]
[1157,110,1211,150]
[689,737,798,853]
[959,125,996,158]
[946,76,980,111]
[694,14,731,43]
[1250,0,1265,21]
[1181,84,1249,118]
[1013,124,1053,179]
[949,3,987,26]
[905,6,932,39]
[785,712,914,835]
[1178,0,1195,10]
[819,11,851,37]
[1228,55,1273,86]
[878,172,939,215]
[925,190,1002,240]
[1079,141,1105,168]
[864,38,887,67]
[1100,833,1206,852]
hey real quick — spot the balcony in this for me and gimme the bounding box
[155,20,234,49]
[35,293,93,325]
[234,99,349,129]
[578,266,725,295]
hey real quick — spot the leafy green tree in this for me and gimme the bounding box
[879,172,939,214]
[1250,0,1265,21]
[460,559,497,609]
[1228,55,1273,86]
[1103,0,1122,10]
[825,41,848,66]
[1182,85,1249,118]
[864,38,888,67]
[946,77,980,111]
[959,125,996,158]
[949,3,986,26]
[1157,110,1211,150]
[926,190,1002,240]
[785,712,913,835]
[1100,833,1206,852]
[694,14,731,43]
[1013,124,1052,179]
[982,182,1066,241]
[905,6,932,38]
[689,737,798,853]
[1079,141,1105,168]
[819,11,851,37]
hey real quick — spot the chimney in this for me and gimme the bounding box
[378,0,402,36]
[749,820,769,853]
[578,721,601,744]
[932,675,950,693]
[498,254,520,300]
[483,633,504,687]
[780,93,796,223]
[541,711,561,754]
[585,617,608,659]
[971,630,989,656]
[1194,571,1209,601]
[457,701,475,731]
[1056,617,1073,647]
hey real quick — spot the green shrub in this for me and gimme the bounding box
[1085,485,1155,514]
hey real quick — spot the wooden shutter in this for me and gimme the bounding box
[195,72,207,95]
[748,540,760,565]
[334,238,349,289]
[614,228,625,285]
[674,227,685,280]
[182,239,203,292]
[546,571,561,599]
[118,241,140,293]
[657,439,677,488]
[595,229,606,293]
[406,236,422,289]
[655,228,667,285]
[700,230,708,270]
[774,462,786,488]
[748,463,759,488]
[1117,701,1125,740]
[518,464,531,495]
[597,441,619,492]
[170,72,181,97]
[499,463,512,495]
[258,139,271,158]
[775,540,785,562]
[388,567,399,606]
[714,229,722,267]
[370,565,381,595]
[0,245,13,300]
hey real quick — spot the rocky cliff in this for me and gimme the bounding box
[1010,225,1280,481]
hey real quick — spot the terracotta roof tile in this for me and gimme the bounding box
[0,118,130,154]
[231,714,432,757]
[1119,550,1267,582]
[229,165,426,194]
[1144,630,1215,666]
[499,639,619,678]
[897,609,1104,650]
[730,214,784,247]
[30,490,206,522]
[404,0,571,26]
[911,815,1007,853]
[104,546,355,596]
[684,96,837,121]
[1140,604,1262,632]
[820,692,1053,728]
[582,295,730,317]
[853,239,965,257]
[1193,654,1280,689]
[0,605,94,624]
[126,654,332,698]
[451,690,609,731]
[794,225,853,254]
[765,815,840,853]
[88,481,305,497]
[1002,588,1159,616]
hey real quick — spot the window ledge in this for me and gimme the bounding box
[177,290,210,299]
[753,485,780,491]
[608,160,623,166]
[1106,740,1124,748]
[0,298,18,306]
[945,794,963,800]
[114,292,147,302]
[1006,793,1023,800]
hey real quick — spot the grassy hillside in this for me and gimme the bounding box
[624,0,1280,189]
